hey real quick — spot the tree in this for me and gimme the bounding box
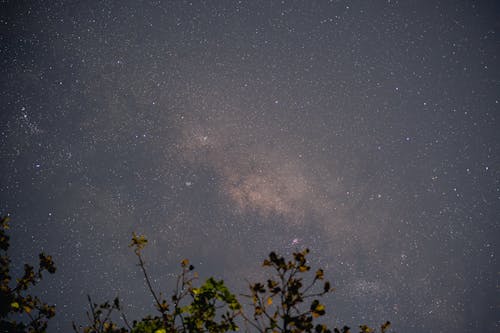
[73,233,241,333]
[1,217,391,333]
[243,249,332,333]
[76,233,391,333]
[0,216,56,332]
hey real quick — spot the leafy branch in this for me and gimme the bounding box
[0,216,57,333]
[2,216,393,333]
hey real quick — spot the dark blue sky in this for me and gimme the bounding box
[1,1,499,332]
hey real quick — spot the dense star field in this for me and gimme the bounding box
[1,1,499,332]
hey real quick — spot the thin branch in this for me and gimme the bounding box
[121,311,132,331]
[136,252,163,309]
[240,308,265,333]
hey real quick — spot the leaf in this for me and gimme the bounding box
[315,269,324,280]
[381,321,391,333]
[252,283,266,293]
[314,305,326,317]
[1,216,10,229]
[267,297,273,306]
[315,324,328,333]
[39,253,56,274]
[10,302,19,309]
[23,305,32,313]
[299,265,310,272]
[129,232,148,251]
[359,325,373,333]
[157,300,169,312]
[311,301,326,318]
[155,329,167,333]
[181,258,190,267]
[254,306,263,316]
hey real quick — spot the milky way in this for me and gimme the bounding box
[1,1,499,332]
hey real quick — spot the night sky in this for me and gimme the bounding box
[1,1,499,332]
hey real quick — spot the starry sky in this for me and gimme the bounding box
[1,1,499,332]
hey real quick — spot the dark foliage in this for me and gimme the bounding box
[1,217,391,333]
[0,216,56,332]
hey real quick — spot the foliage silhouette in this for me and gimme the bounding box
[241,249,332,333]
[0,216,56,332]
[73,233,241,333]
[1,217,392,333]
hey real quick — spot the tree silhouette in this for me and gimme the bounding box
[242,249,332,333]
[0,216,56,333]
[1,217,391,333]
